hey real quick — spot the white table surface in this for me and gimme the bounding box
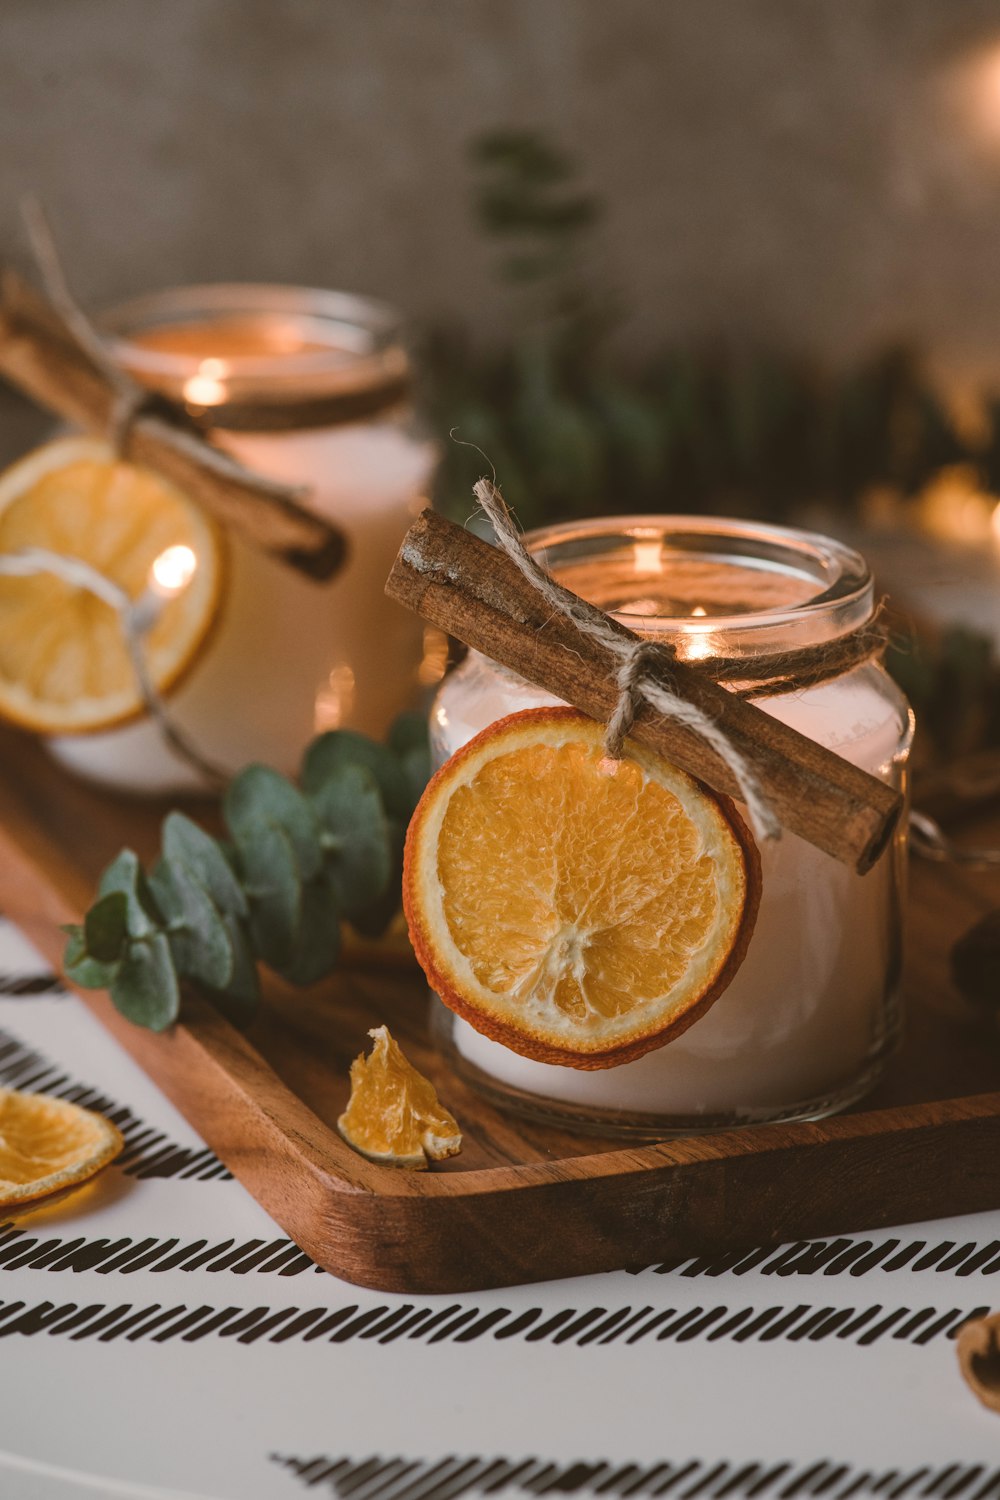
[0,917,998,1499]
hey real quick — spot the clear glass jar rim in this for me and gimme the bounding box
[523,513,873,638]
[100,282,403,381]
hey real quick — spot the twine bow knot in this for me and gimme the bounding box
[605,639,669,760]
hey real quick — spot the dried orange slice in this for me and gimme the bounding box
[338,1026,462,1169]
[404,707,760,1069]
[0,435,223,733]
[0,1087,124,1208]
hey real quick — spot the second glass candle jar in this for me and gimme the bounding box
[48,283,437,794]
[430,516,913,1135]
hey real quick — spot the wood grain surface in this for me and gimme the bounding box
[0,725,997,1293]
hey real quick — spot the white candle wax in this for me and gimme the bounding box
[437,667,905,1117]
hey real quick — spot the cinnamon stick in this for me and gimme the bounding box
[0,269,346,581]
[386,508,903,874]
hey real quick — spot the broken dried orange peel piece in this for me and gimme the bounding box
[403,707,761,1069]
[338,1026,462,1169]
[0,1087,125,1208]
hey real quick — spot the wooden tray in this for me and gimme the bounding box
[1,725,999,1294]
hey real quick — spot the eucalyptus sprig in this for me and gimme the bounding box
[63,716,431,1031]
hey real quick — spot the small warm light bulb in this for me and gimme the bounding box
[150,544,197,597]
[182,357,229,407]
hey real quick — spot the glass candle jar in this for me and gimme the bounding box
[48,284,437,794]
[430,516,913,1136]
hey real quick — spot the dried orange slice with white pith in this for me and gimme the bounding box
[404,708,760,1070]
[0,1087,124,1208]
[0,436,223,734]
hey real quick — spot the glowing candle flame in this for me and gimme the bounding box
[150,544,197,598]
[182,357,229,407]
[683,604,714,660]
[633,540,663,574]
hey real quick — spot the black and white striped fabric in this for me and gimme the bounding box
[0,916,998,1500]
[273,1454,1000,1500]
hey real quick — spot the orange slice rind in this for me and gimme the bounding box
[0,1087,125,1208]
[404,707,761,1070]
[0,436,223,734]
[338,1026,462,1169]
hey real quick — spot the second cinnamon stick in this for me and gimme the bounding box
[386,508,903,875]
[0,269,347,581]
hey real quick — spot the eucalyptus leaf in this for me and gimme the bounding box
[233,819,302,970]
[348,818,405,940]
[398,744,431,813]
[109,933,180,1032]
[83,891,129,963]
[311,764,392,917]
[301,731,411,822]
[387,712,430,759]
[387,715,433,807]
[162,812,248,918]
[63,926,120,990]
[148,858,234,991]
[277,873,342,987]
[98,850,160,937]
[210,913,260,1015]
[225,766,322,881]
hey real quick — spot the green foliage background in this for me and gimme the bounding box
[429,132,1000,533]
[428,132,1000,764]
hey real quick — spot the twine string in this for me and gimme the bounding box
[696,614,890,698]
[18,195,311,505]
[472,478,783,843]
[105,386,157,458]
[0,546,228,788]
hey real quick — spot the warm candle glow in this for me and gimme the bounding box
[944,40,1000,155]
[418,626,450,687]
[150,544,198,597]
[633,539,663,574]
[683,632,714,661]
[991,502,1000,546]
[314,664,356,732]
[919,467,998,543]
[182,357,229,407]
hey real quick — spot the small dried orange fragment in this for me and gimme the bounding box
[0,1087,125,1208]
[404,707,760,1070]
[338,1026,462,1169]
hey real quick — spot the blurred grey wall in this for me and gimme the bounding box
[6,0,1000,421]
